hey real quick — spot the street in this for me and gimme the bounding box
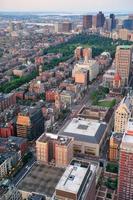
[12,157,36,186]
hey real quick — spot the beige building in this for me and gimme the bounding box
[59,117,108,157]
[115,45,133,86]
[36,133,73,167]
[114,96,132,133]
[118,29,129,41]
[73,60,99,82]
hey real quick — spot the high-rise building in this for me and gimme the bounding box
[115,45,133,86]
[36,133,73,167]
[109,132,123,161]
[55,22,72,33]
[123,19,133,30]
[114,95,132,133]
[118,118,133,200]
[97,11,105,28]
[118,29,129,41]
[110,14,116,30]
[104,18,112,32]
[17,105,44,140]
[92,15,97,28]
[55,159,96,200]
[83,48,92,60]
[74,46,83,60]
[83,15,92,30]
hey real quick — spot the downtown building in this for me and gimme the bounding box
[114,95,133,134]
[55,159,96,200]
[118,118,133,199]
[115,45,133,86]
[16,105,44,140]
[36,133,73,168]
[83,15,93,30]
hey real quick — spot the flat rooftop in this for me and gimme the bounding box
[56,160,96,194]
[18,163,65,197]
[121,133,133,153]
[60,118,107,144]
[37,133,72,146]
[64,118,100,137]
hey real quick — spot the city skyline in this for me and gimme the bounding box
[0,0,133,13]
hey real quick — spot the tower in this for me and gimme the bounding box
[118,118,133,200]
[83,15,92,30]
[115,45,133,86]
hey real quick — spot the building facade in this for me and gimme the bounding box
[118,119,133,200]
[115,45,132,86]
[36,133,73,167]
[114,96,132,133]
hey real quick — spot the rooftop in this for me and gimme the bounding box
[60,118,107,144]
[121,133,133,153]
[37,133,72,146]
[117,45,133,50]
[64,118,100,137]
[18,163,65,197]
[56,160,96,194]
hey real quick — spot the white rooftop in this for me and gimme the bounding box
[56,163,88,193]
[64,118,100,137]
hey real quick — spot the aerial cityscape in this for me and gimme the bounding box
[0,0,133,200]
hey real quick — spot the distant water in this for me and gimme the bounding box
[0,11,132,17]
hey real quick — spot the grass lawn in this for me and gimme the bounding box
[97,99,116,108]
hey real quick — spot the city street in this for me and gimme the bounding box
[12,157,36,186]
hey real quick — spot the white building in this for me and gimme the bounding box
[73,60,99,82]
[55,159,96,200]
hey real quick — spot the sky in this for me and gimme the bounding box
[0,0,133,13]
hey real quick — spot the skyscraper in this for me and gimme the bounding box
[110,13,116,30]
[114,95,132,133]
[83,15,93,30]
[115,45,133,86]
[118,118,133,200]
[97,11,105,28]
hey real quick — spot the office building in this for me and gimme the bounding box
[17,105,44,140]
[55,159,96,200]
[83,48,92,60]
[110,14,116,30]
[123,19,133,30]
[55,22,72,33]
[114,96,132,133]
[59,117,108,156]
[74,46,83,60]
[73,60,99,82]
[104,18,112,32]
[118,29,129,41]
[36,133,73,167]
[109,132,123,161]
[115,45,133,86]
[83,15,92,30]
[92,15,97,28]
[74,69,89,85]
[97,11,105,28]
[118,118,133,200]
